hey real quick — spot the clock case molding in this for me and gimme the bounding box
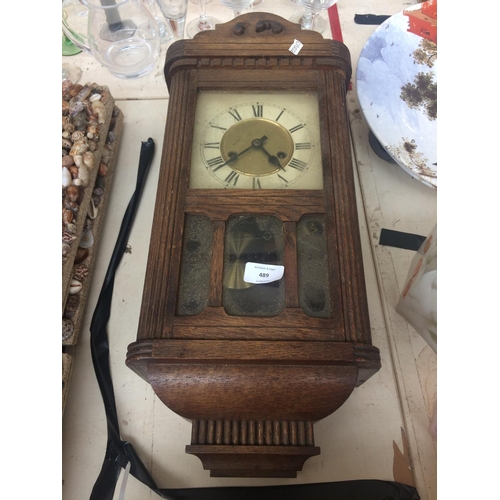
[126,13,381,478]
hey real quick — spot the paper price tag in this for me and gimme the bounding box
[289,39,303,55]
[244,262,284,284]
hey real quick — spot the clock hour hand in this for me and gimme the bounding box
[256,141,285,171]
[265,151,285,170]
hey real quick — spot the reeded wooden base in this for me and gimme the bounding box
[187,419,320,477]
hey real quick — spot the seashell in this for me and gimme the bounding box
[69,99,85,117]
[62,318,74,341]
[62,208,73,225]
[100,90,110,104]
[62,231,77,245]
[73,154,83,168]
[66,223,77,234]
[77,164,90,187]
[62,138,72,150]
[73,264,89,282]
[74,247,89,264]
[70,140,89,157]
[88,120,99,133]
[69,83,84,97]
[71,130,86,142]
[76,85,92,102]
[101,148,111,165]
[69,165,79,178]
[98,162,108,177]
[62,79,72,92]
[62,242,71,257]
[79,228,94,248]
[87,198,98,219]
[89,93,101,102]
[95,176,105,189]
[62,91,72,103]
[73,178,83,187]
[83,99,94,116]
[69,278,83,295]
[65,185,81,203]
[83,151,95,169]
[63,294,80,319]
[63,122,75,134]
[72,111,89,130]
[62,99,70,115]
[62,167,72,188]
[91,100,107,124]
[62,130,71,140]
[62,155,74,168]
[84,217,94,232]
[107,130,117,144]
[64,199,79,213]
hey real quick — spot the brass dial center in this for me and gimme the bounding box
[220,118,294,176]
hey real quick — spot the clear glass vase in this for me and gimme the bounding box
[70,0,161,79]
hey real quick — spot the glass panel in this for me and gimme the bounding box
[176,214,213,316]
[223,215,285,317]
[297,215,332,318]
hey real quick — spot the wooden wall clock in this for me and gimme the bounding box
[126,12,381,478]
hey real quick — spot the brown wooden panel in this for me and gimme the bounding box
[283,221,298,307]
[136,69,197,340]
[208,220,225,306]
[322,70,371,344]
[150,339,354,364]
[147,363,358,421]
[172,306,344,341]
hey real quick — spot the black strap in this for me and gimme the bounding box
[88,137,420,500]
[354,14,391,25]
[89,138,163,499]
[379,229,427,251]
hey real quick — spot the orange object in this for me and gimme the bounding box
[422,0,437,19]
[404,0,437,44]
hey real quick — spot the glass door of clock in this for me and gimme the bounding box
[177,213,333,320]
[223,214,285,317]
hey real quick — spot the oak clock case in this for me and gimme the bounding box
[126,13,381,479]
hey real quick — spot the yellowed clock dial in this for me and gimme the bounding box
[190,92,323,190]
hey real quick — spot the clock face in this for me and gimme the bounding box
[190,91,323,189]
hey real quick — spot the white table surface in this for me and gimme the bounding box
[61,1,437,499]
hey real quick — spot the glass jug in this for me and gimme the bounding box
[67,0,161,79]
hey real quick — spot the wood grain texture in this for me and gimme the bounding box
[147,363,357,421]
[186,444,320,478]
[127,12,380,477]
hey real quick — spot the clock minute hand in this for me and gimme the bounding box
[219,142,254,168]
[219,135,268,168]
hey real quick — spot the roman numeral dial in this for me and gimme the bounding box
[191,92,323,190]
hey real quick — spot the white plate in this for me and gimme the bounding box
[356,2,437,188]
